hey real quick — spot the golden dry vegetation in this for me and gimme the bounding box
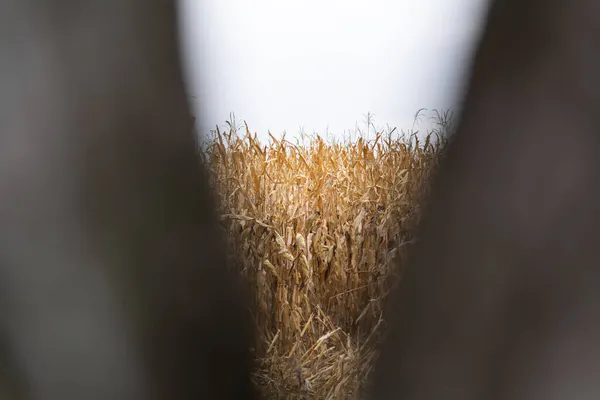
[202,120,446,399]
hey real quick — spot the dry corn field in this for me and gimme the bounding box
[202,124,445,399]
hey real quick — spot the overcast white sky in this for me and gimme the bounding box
[178,0,489,142]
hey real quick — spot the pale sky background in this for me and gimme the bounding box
[177,0,490,142]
